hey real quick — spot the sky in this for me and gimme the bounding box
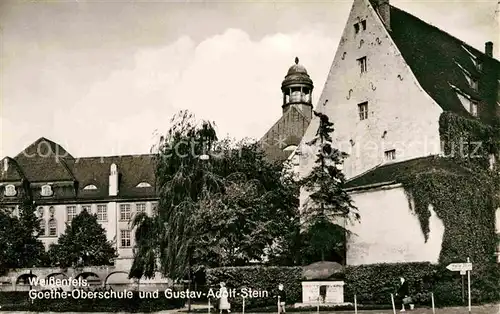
[1,0,498,158]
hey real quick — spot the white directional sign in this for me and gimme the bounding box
[446,263,472,272]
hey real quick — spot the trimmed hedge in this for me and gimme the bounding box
[0,290,185,312]
[206,266,303,309]
[207,263,500,309]
[344,262,436,305]
[346,262,500,306]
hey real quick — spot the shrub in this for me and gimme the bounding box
[344,262,436,305]
[206,266,303,309]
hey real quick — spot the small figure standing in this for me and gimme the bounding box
[396,277,409,312]
[277,283,286,313]
[219,282,231,314]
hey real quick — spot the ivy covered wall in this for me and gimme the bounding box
[396,111,500,266]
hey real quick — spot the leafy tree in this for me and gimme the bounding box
[300,111,359,263]
[0,185,47,275]
[48,209,117,268]
[130,111,300,282]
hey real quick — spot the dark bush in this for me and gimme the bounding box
[344,262,436,305]
[206,266,303,309]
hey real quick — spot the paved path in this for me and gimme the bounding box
[177,303,500,314]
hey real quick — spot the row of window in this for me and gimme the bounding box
[35,202,153,223]
[39,218,133,248]
[40,219,57,237]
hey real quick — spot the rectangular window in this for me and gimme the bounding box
[97,204,107,221]
[384,149,396,161]
[358,102,368,120]
[120,230,131,248]
[120,204,131,221]
[40,220,46,236]
[357,57,367,73]
[470,99,478,117]
[354,23,360,34]
[136,203,146,214]
[361,20,367,30]
[81,205,91,213]
[48,219,57,236]
[66,206,77,222]
[151,202,159,216]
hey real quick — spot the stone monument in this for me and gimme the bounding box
[294,261,350,308]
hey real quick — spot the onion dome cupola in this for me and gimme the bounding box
[281,57,314,119]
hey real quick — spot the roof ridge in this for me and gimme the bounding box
[390,5,500,64]
[70,153,156,161]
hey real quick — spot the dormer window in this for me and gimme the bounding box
[83,184,98,190]
[136,182,152,188]
[4,184,16,197]
[470,99,478,117]
[476,60,483,71]
[41,184,53,197]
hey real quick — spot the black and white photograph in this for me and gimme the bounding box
[1,0,499,313]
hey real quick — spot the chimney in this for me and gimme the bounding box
[3,159,8,173]
[485,41,493,57]
[373,0,391,31]
[108,163,119,196]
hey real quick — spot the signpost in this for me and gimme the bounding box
[446,258,472,313]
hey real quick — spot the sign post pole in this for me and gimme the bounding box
[461,272,465,304]
[467,257,471,314]
[390,293,396,314]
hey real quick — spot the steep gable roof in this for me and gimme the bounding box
[260,106,312,162]
[387,5,500,125]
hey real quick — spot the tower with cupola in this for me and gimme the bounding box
[281,57,314,120]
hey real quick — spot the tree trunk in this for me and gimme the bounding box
[321,250,325,262]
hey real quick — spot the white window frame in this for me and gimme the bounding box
[66,205,77,222]
[120,204,132,221]
[358,102,368,121]
[81,205,92,213]
[120,229,131,248]
[97,204,108,221]
[48,218,57,237]
[136,203,146,214]
[40,219,46,236]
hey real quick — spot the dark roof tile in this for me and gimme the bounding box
[389,6,500,124]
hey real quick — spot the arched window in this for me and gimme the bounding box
[83,184,98,190]
[48,219,57,237]
[136,182,152,188]
[49,206,55,217]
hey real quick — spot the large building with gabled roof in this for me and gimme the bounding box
[0,137,158,269]
[297,0,500,265]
